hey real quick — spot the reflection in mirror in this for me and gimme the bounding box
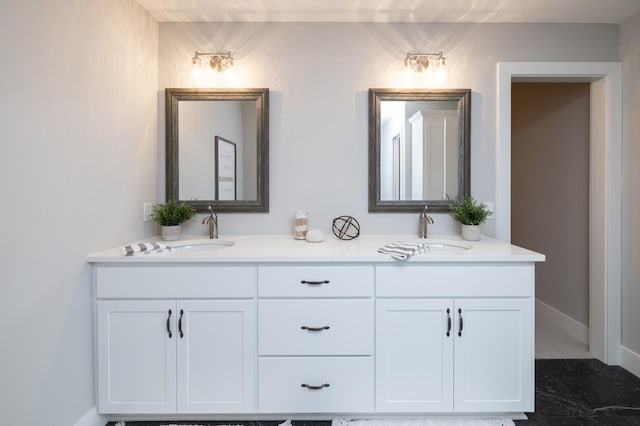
[369,89,470,212]
[166,88,269,212]
[381,100,458,201]
[179,101,255,201]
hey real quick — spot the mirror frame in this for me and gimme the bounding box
[165,88,269,212]
[368,88,470,213]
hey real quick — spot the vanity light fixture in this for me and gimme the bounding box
[191,51,234,72]
[404,51,446,72]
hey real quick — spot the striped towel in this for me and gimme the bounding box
[378,242,429,260]
[122,242,172,256]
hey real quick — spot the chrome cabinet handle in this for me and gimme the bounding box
[178,309,184,338]
[166,309,172,338]
[446,308,451,337]
[301,383,330,390]
[300,280,330,285]
[458,308,463,337]
[301,325,330,332]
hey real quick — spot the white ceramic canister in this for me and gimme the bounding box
[294,209,308,239]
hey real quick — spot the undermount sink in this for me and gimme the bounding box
[417,241,473,252]
[170,240,235,252]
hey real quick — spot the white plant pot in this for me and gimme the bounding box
[161,225,181,241]
[461,224,481,241]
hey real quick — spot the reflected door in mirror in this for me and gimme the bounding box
[408,109,458,201]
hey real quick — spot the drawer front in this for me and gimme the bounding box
[258,265,373,298]
[258,357,374,413]
[259,300,373,355]
[376,264,534,297]
[97,266,256,299]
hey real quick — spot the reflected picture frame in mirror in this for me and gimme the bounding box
[369,88,470,212]
[165,88,269,212]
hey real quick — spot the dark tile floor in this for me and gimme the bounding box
[515,359,640,425]
[107,359,640,426]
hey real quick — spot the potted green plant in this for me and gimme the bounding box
[449,196,493,241]
[150,200,197,241]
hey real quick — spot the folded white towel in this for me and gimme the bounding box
[378,242,429,260]
[122,242,171,256]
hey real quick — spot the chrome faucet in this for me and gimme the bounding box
[418,206,434,238]
[202,205,218,239]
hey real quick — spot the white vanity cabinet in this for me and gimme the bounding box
[89,236,543,419]
[375,263,534,413]
[257,265,375,413]
[95,265,256,414]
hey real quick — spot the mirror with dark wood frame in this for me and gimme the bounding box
[369,88,470,212]
[165,88,269,212]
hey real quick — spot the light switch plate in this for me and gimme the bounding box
[143,203,153,222]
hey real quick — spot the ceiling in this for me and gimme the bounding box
[135,0,640,23]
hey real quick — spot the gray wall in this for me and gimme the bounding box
[511,83,590,326]
[621,12,640,357]
[158,23,619,237]
[0,1,158,424]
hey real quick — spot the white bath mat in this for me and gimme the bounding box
[112,423,244,426]
[113,422,289,426]
[331,418,515,426]
[113,419,514,426]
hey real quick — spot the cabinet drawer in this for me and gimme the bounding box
[258,357,374,413]
[259,300,373,355]
[258,265,373,298]
[376,264,533,297]
[97,266,256,299]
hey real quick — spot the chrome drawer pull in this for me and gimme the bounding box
[301,325,330,332]
[301,383,330,390]
[300,280,330,285]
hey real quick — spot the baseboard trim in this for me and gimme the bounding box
[620,345,640,378]
[536,299,589,346]
[74,406,107,426]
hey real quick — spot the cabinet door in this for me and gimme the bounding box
[453,298,533,412]
[375,299,454,412]
[176,300,256,413]
[97,300,177,414]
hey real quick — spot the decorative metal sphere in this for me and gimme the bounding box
[332,215,360,240]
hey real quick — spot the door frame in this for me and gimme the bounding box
[496,61,622,364]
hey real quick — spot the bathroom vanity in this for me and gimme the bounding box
[87,235,544,420]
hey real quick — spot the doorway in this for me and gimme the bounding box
[511,82,591,358]
[496,62,622,365]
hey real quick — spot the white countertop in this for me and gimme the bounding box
[87,234,545,263]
